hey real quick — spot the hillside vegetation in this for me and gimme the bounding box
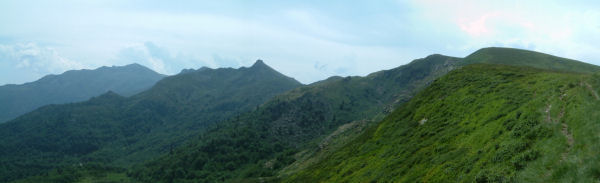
[129,54,462,182]
[285,64,600,182]
[6,47,600,183]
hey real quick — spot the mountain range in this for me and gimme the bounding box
[3,47,600,183]
[0,60,301,182]
[0,64,165,123]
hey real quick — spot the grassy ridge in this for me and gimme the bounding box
[284,64,600,182]
[462,47,600,74]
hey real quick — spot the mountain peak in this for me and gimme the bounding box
[121,63,158,73]
[125,63,145,68]
[179,68,195,74]
[95,63,154,73]
[251,59,268,68]
[100,90,121,97]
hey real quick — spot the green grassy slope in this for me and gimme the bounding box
[281,47,600,182]
[0,61,302,182]
[462,47,600,73]
[285,64,600,182]
[129,54,462,183]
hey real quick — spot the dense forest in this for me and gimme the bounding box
[0,60,301,182]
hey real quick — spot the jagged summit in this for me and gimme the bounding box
[251,59,269,69]
[247,59,279,74]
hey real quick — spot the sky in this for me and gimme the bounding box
[1,0,600,85]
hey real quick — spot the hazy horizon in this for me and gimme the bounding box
[2,0,600,85]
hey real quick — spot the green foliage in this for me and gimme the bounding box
[7,47,600,183]
[284,64,600,182]
[13,164,135,183]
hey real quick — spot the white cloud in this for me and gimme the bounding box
[0,0,427,84]
[113,42,207,75]
[2,1,599,85]
[458,12,497,37]
[409,0,600,63]
[0,42,86,75]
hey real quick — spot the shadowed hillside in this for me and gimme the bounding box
[0,60,302,182]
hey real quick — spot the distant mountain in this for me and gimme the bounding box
[0,63,165,123]
[0,60,302,182]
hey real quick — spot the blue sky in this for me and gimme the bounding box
[1,0,600,85]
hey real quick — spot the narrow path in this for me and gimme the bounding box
[557,93,565,123]
[541,90,571,178]
[544,93,567,124]
[557,105,565,122]
[560,122,574,162]
[545,104,552,123]
[561,123,574,147]
[583,82,599,100]
[558,91,572,162]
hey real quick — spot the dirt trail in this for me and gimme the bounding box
[560,122,574,162]
[555,90,572,161]
[561,123,574,147]
[583,82,599,100]
[545,104,552,123]
[546,91,572,162]
[557,82,597,161]
[557,106,565,122]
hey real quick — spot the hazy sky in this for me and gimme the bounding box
[1,0,600,85]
